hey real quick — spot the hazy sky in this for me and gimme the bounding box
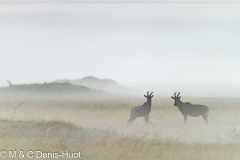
[1,1,240,96]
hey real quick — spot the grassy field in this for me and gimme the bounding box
[1,96,240,159]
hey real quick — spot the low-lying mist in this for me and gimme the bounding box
[135,83,240,98]
[1,92,240,144]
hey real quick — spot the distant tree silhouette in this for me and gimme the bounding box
[6,80,12,87]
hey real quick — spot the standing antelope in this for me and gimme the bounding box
[128,91,154,124]
[171,92,209,124]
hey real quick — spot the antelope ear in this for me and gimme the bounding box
[144,95,147,98]
[179,96,181,99]
[171,96,175,99]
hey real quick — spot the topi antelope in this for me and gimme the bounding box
[128,91,154,124]
[171,92,209,124]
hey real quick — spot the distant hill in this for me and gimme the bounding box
[0,76,138,99]
[54,76,137,94]
[0,82,109,99]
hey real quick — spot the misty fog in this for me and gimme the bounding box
[1,1,240,97]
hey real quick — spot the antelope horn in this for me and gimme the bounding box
[174,92,177,98]
[150,92,153,96]
[147,91,149,96]
[177,92,180,97]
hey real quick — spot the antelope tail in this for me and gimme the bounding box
[128,112,133,124]
[206,108,209,117]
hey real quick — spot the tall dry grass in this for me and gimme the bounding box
[0,97,240,159]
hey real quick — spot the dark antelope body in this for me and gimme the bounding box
[128,91,154,124]
[171,92,209,124]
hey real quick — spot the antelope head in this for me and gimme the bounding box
[144,91,154,100]
[171,92,181,106]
